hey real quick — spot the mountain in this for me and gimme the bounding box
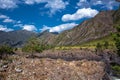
[0,9,119,47]
[52,10,117,46]
[37,30,58,45]
[0,30,36,47]
[113,8,120,25]
[36,10,119,46]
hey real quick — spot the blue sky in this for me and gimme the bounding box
[0,0,119,33]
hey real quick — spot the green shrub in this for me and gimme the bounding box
[0,45,13,59]
[103,41,109,49]
[96,43,102,49]
[113,25,120,56]
[0,45,13,54]
[111,65,120,74]
[22,37,54,53]
[95,43,103,53]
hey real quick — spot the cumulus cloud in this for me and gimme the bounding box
[0,0,18,9]
[44,0,69,14]
[0,15,9,19]
[40,23,78,33]
[40,25,51,32]
[0,0,68,14]
[24,0,68,14]
[3,18,15,23]
[24,0,45,5]
[62,8,99,22]
[14,24,23,27]
[0,14,15,23]
[77,0,120,10]
[17,21,21,24]
[0,25,14,32]
[22,25,37,31]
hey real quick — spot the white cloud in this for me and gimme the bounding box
[77,0,120,10]
[24,0,44,5]
[77,0,89,8]
[22,25,37,31]
[40,23,78,33]
[45,0,69,14]
[0,25,14,32]
[14,24,23,27]
[3,18,15,23]
[0,14,16,23]
[0,15,9,19]
[24,0,68,14]
[17,21,21,24]
[40,25,51,32]
[0,0,18,9]
[62,8,99,22]
[93,1,102,5]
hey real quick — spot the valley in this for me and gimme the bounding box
[0,1,120,80]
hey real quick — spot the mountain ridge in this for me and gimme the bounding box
[0,30,36,47]
[45,10,117,46]
[0,9,120,47]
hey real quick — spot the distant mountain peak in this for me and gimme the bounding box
[0,30,36,47]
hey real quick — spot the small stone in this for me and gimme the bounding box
[2,65,8,68]
[33,72,36,74]
[0,63,3,67]
[17,62,22,65]
[15,68,23,73]
[0,68,6,72]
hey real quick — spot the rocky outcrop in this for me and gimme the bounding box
[0,49,116,80]
[4,56,108,80]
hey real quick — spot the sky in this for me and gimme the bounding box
[0,0,120,33]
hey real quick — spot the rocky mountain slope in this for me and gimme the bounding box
[53,10,116,46]
[0,30,36,47]
[37,30,58,45]
[113,7,120,25]
[0,9,119,47]
[36,10,118,46]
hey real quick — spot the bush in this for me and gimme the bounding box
[0,45,13,54]
[95,43,103,53]
[96,43,102,49]
[113,25,120,56]
[111,64,120,75]
[103,41,109,49]
[22,37,54,53]
[0,45,13,59]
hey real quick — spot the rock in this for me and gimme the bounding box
[15,68,23,73]
[17,61,22,65]
[0,68,6,72]
[2,50,114,80]
[111,76,120,80]
[2,65,8,68]
[0,63,3,67]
